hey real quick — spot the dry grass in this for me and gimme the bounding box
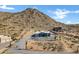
[26,40,64,52]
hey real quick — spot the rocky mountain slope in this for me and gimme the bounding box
[0,8,78,38]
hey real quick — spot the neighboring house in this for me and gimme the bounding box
[0,35,12,43]
[50,27,64,32]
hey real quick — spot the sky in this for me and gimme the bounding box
[0,5,79,24]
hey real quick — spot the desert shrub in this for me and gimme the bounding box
[11,33,18,41]
[31,26,34,29]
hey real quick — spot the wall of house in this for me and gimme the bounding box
[0,35,12,43]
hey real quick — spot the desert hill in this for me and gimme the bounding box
[0,8,78,39]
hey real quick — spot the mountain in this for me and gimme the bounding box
[0,8,78,39]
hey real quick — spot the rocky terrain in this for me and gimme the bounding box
[0,8,67,39]
[67,24,79,32]
[0,8,79,54]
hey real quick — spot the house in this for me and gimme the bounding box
[50,27,64,32]
[31,31,51,38]
[0,35,12,43]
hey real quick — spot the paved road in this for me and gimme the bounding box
[14,36,31,49]
[3,36,31,54]
[4,47,73,54]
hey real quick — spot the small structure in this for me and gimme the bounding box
[0,35,12,43]
[50,27,64,32]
